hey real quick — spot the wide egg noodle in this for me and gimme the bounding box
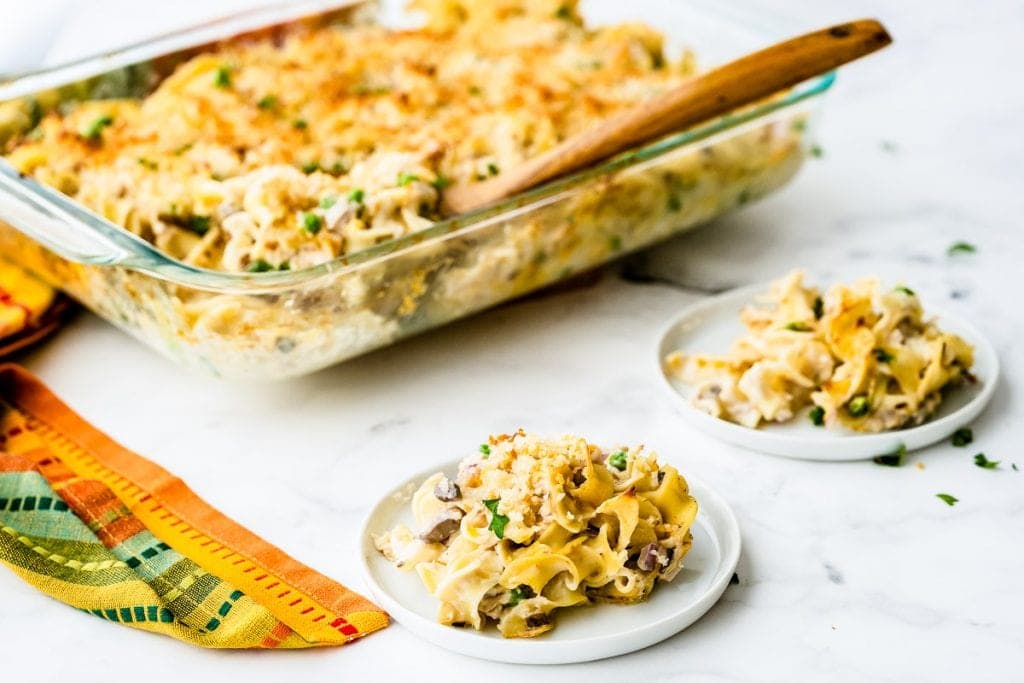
[373,432,699,638]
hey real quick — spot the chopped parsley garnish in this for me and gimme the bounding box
[873,348,894,363]
[301,161,320,174]
[292,118,308,130]
[161,208,211,236]
[487,162,500,176]
[1013,463,1020,472]
[183,215,211,236]
[894,285,915,296]
[468,85,483,96]
[608,451,628,471]
[483,499,508,538]
[137,157,158,171]
[809,144,824,158]
[873,443,906,467]
[257,94,277,110]
[347,188,365,204]
[301,212,323,235]
[785,322,813,332]
[608,235,622,251]
[812,296,824,320]
[213,65,232,88]
[847,395,871,418]
[320,195,337,209]
[809,406,825,427]
[973,453,999,469]
[555,4,572,19]
[936,493,958,506]
[246,259,274,273]
[666,194,682,212]
[397,172,419,187]
[507,585,534,607]
[79,115,114,142]
[947,241,977,256]
[951,428,973,447]
[479,443,491,456]
[432,174,452,190]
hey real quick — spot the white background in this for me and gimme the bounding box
[1,1,1022,681]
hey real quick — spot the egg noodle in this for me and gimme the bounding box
[664,270,975,432]
[374,431,698,638]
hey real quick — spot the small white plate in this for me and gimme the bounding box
[656,283,1000,461]
[359,458,741,664]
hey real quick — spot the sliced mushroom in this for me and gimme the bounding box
[433,476,461,502]
[526,613,551,629]
[637,542,662,572]
[417,508,464,544]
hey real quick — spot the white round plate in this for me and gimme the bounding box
[656,283,1000,461]
[359,458,741,664]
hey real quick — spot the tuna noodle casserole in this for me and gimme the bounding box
[374,432,698,638]
[6,0,694,273]
[664,271,976,432]
[0,0,811,377]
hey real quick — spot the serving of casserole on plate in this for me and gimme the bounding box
[0,0,831,378]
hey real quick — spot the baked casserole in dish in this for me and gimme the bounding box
[0,0,833,378]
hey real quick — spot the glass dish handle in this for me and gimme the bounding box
[0,164,155,266]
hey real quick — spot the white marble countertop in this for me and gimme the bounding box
[2,0,1023,680]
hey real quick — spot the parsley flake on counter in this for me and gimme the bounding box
[873,443,906,467]
[936,493,958,506]
[608,451,628,471]
[483,499,508,538]
[947,241,977,256]
[973,453,999,470]
[809,406,825,427]
[951,428,973,447]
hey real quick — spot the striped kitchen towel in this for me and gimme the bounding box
[0,364,388,648]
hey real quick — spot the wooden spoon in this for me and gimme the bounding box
[441,18,892,216]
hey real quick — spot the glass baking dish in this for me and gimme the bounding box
[0,0,833,379]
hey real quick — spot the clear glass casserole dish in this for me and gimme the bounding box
[0,0,833,379]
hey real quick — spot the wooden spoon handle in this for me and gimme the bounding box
[442,18,891,216]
